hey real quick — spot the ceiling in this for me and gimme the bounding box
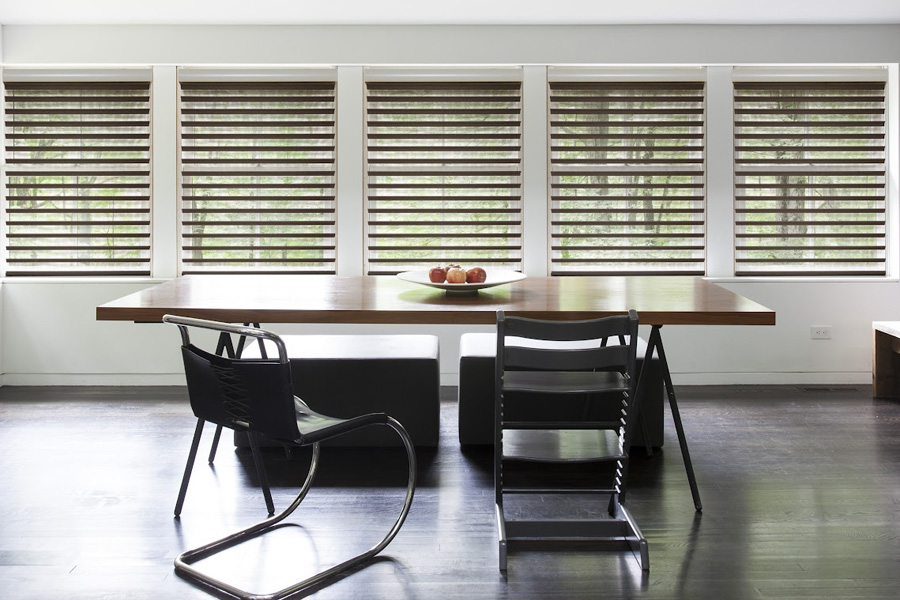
[1,0,899,26]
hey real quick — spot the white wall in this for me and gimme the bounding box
[1,24,900,386]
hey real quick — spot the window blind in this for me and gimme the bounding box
[733,82,886,276]
[4,81,151,276]
[179,82,336,274]
[365,82,522,275]
[549,82,706,275]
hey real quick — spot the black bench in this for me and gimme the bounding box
[457,332,664,447]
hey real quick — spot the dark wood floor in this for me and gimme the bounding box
[1,384,899,599]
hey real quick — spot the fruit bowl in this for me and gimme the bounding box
[396,269,526,294]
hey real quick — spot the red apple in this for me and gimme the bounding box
[428,266,447,283]
[466,267,487,284]
[446,266,467,284]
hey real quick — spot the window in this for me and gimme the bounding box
[4,80,151,276]
[365,81,522,275]
[733,80,886,276]
[179,79,336,274]
[549,81,706,275]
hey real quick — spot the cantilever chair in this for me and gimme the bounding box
[164,314,417,600]
[494,309,648,571]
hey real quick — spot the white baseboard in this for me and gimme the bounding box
[668,371,872,386]
[0,371,873,387]
[0,373,187,386]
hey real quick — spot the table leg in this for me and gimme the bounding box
[646,325,702,512]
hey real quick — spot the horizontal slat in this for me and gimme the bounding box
[735,195,884,201]
[367,120,520,128]
[553,169,701,177]
[182,258,334,264]
[735,232,881,239]
[736,220,885,227]
[182,216,333,223]
[182,245,335,251]
[183,183,333,189]
[183,232,332,239]
[736,208,882,214]
[182,108,333,115]
[369,208,514,214]
[550,94,704,103]
[552,195,704,202]
[737,257,884,264]
[183,120,334,128]
[736,120,884,128]
[180,95,334,103]
[182,196,334,202]
[736,245,884,251]
[368,220,520,227]
[181,133,333,140]
[368,257,516,264]
[551,245,703,251]
[550,120,704,128]
[553,232,704,238]
[554,257,704,263]
[183,169,334,177]
[554,208,702,214]
[5,270,151,276]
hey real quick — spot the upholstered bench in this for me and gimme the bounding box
[240,334,440,447]
[457,332,664,447]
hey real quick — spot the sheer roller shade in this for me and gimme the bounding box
[549,82,706,275]
[179,82,336,274]
[733,82,886,276]
[4,81,151,276]
[365,82,522,275]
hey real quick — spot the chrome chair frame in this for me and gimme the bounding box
[164,314,417,600]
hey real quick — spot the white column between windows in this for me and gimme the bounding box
[887,63,899,279]
[150,66,179,278]
[705,66,736,278]
[522,65,549,277]
[336,66,365,276]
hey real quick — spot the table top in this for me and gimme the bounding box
[96,275,775,327]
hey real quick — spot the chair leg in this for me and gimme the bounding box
[175,418,205,517]
[247,432,275,515]
[496,503,508,572]
[175,418,417,600]
[207,424,223,464]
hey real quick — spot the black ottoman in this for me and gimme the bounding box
[458,332,664,447]
[241,334,440,447]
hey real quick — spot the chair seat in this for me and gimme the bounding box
[292,397,388,445]
[502,429,625,463]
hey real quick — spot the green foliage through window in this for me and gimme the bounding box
[4,81,151,276]
[365,81,523,275]
[179,81,336,274]
[549,81,706,275]
[734,82,886,276]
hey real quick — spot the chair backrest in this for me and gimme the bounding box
[494,310,641,448]
[495,310,639,376]
[163,315,301,443]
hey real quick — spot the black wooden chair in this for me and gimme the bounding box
[164,314,417,600]
[494,309,648,571]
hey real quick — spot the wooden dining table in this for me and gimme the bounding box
[96,274,774,326]
[97,274,775,512]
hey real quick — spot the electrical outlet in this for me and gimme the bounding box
[810,326,832,340]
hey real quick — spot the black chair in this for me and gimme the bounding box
[164,314,417,600]
[494,309,648,571]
